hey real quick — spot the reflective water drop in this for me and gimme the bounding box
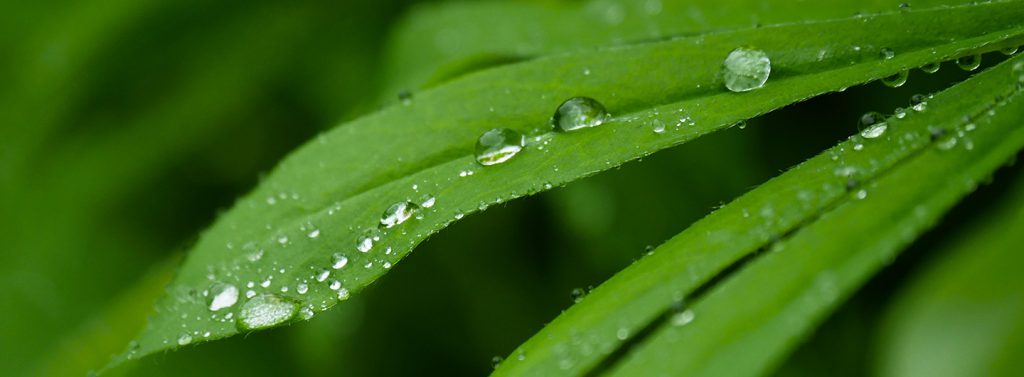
[570,288,586,303]
[329,280,342,290]
[861,123,888,139]
[1001,46,1019,56]
[398,90,412,105]
[920,62,941,74]
[910,94,928,112]
[652,119,666,133]
[380,201,420,228]
[855,189,868,200]
[616,328,629,340]
[881,70,908,88]
[475,128,525,166]
[208,283,239,312]
[672,310,695,326]
[237,294,298,330]
[552,97,609,132]
[419,194,436,208]
[276,235,289,246]
[245,290,256,298]
[307,229,320,239]
[177,333,193,346]
[859,112,886,129]
[956,54,981,71]
[879,47,895,60]
[315,268,330,282]
[331,253,349,269]
[722,47,771,92]
[356,228,382,252]
[937,137,958,150]
[299,306,315,320]
[296,283,309,295]
[492,356,504,370]
[337,287,351,300]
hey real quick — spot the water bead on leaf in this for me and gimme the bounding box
[920,62,941,74]
[879,47,895,60]
[380,201,420,228]
[475,128,525,166]
[722,47,771,92]
[237,294,298,331]
[551,97,609,132]
[956,54,982,71]
[207,283,239,312]
[881,70,909,88]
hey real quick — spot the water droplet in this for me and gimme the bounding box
[859,112,886,129]
[492,356,505,369]
[898,2,910,10]
[419,194,436,208]
[177,333,193,346]
[276,235,289,246]
[315,269,330,282]
[570,288,586,303]
[722,47,771,92]
[552,97,609,132]
[398,90,413,105]
[475,128,525,166]
[855,189,868,200]
[296,283,309,294]
[616,328,630,340]
[879,47,895,60]
[881,70,909,88]
[299,306,315,320]
[672,310,695,326]
[956,54,981,71]
[337,287,351,300]
[307,229,320,239]
[356,228,382,252]
[910,94,928,112]
[329,280,342,290]
[920,62,941,74]
[380,201,420,228]
[652,119,666,133]
[245,290,256,298]
[937,137,958,150]
[861,123,888,139]
[331,253,349,269]
[237,294,298,330]
[208,283,239,312]
[1001,46,1019,56]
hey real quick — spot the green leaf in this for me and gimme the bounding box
[113,2,1024,369]
[380,0,977,97]
[495,53,1024,376]
[874,172,1024,376]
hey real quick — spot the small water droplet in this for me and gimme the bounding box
[570,288,586,303]
[859,112,886,129]
[276,235,289,246]
[855,189,868,200]
[296,283,309,294]
[337,287,351,300]
[356,228,382,253]
[672,310,695,326]
[208,283,239,312]
[898,2,910,10]
[315,269,330,282]
[245,290,256,298]
[237,294,298,330]
[329,280,342,290]
[652,119,666,133]
[1001,46,1019,56]
[937,137,958,150]
[910,94,928,112]
[920,62,941,74]
[879,47,895,60]
[419,194,436,208]
[552,97,609,132]
[861,123,888,139]
[956,54,981,71]
[299,306,315,320]
[475,128,525,166]
[177,333,193,346]
[331,253,349,269]
[616,328,630,340]
[380,201,420,228]
[307,229,320,239]
[722,47,771,92]
[492,356,505,369]
[881,70,909,88]
[398,90,413,105]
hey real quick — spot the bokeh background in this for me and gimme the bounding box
[2,0,1021,376]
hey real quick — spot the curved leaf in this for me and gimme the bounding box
[113,2,1024,368]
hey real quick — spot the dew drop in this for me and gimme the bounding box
[177,333,193,346]
[910,94,928,112]
[552,97,609,132]
[245,290,256,298]
[937,137,958,150]
[956,54,981,71]
[475,128,525,166]
[355,228,382,252]
[881,70,909,88]
[722,47,771,92]
[337,288,351,300]
[1001,46,1019,56]
[315,269,331,282]
[307,229,320,239]
[616,328,630,341]
[237,294,298,330]
[920,62,941,74]
[672,310,695,326]
[859,112,886,129]
[296,283,309,295]
[861,123,888,139]
[419,194,436,208]
[208,283,239,312]
[299,306,315,320]
[570,288,586,303]
[380,201,420,228]
[652,119,666,134]
[879,47,895,60]
[329,280,342,290]
[331,253,349,269]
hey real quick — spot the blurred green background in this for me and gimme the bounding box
[1,0,1021,376]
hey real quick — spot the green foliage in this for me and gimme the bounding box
[3,1,1024,376]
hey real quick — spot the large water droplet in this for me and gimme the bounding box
[861,123,888,139]
[956,54,982,71]
[331,253,349,269]
[722,47,771,92]
[475,128,525,166]
[380,201,420,228]
[237,294,298,330]
[552,97,609,132]
[859,112,886,129]
[208,283,239,312]
[920,62,940,74]
[881,70,909,88]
